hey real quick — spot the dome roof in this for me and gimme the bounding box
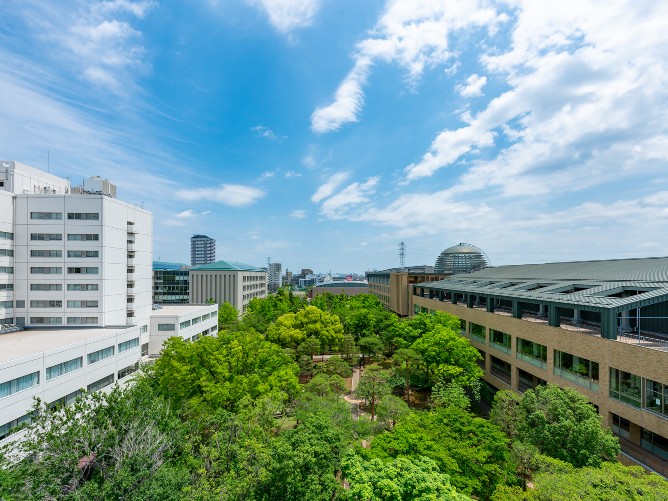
[435,243,490,274]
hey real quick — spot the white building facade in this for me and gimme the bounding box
[148,303,218,356]
[268,262,282,293]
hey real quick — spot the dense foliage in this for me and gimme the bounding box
[1,290,665,501]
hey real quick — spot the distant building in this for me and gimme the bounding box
[366,265,450,316]
[309,281,369,299]
[268,262,282,293]
[284,269,293,285]
[434,243,490,274]
[149,303,218,356]
[190,234,215,267]
[189,260,267,314]
[153,262,190,304]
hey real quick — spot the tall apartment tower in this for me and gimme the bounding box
[190,234,215,267]
[268,262,282,293]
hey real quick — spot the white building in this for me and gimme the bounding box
[189,260,267,314]
[268,262,282,293]
[0,160,156,440]
[149,303,218,356]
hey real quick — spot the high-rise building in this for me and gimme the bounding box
[190,234,215,267]
[268,262,282,293]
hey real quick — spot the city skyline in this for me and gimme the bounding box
[1,0,667,273]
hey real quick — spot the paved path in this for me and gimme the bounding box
[344,366,364,420]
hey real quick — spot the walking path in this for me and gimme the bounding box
[344,366,364,420]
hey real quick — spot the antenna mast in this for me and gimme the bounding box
[399,242,406,270]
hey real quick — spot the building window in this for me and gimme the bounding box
[609,368,642,408]
[192,316,201,324]
[31,212,62,220]
[30,249,62,258]
[118,362,139,380]
[0,301,12,308]
[67,300,98,308]
[31,267,61,274]
[0,231,13,240]
[553,350,599,391]
[67,267,98,274]
[0,371,40,398]
[46,357,83,380]
[516,338,548,369]
[141,325,148,334]
[180,320,191,329]
[67,234,99,241]
[645,378,668,417]
[48,389,83,411]
[30,300,62,308]
[68,317,98,325]
[67,213,99,220]
[490,356,511,385]
[611,413,631,440]
[31,284,62,291]
[157,323,176,331]
[87,374,114,393]
[468,322,486,342]
[0,266,13,274]
[67,250,99,258]
[67,284,98,291]
[141,343,149,356]
[118,337,140,353]
[87,346,114,364]
[0,412,33,440]
[641,429,668,461]
[490,329,511,354]
[30,317,62,324]
[0,284,13,291]
[0,249,13,257]
[31,233,62,241]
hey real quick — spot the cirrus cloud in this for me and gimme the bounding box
[176,184,266,207]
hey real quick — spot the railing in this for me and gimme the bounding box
[490,341,511,354]
[617,435,668,478]
[491,366,511,385]
[554,367,599,391]
[617,332,668,352]
[517,352,547,369]
[518,381,532,393]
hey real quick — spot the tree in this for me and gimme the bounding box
[431,381,472,411]
[355,364,392,421]
[297,336,321,360]
[392,348,421,404]
[491,384,620,468]
[376,395,410,430]
[358,336,384,365]
[489,390,523,440]
[0,381,189,500]
[218,301,238,330]
[315,355,353,378]
[267,306,344,352]
[371,408,512,499]
[152,330,300,412]
[341,452,468,501]
[340,334,359,363]
[411,324,482,388]
[304,373,347,398]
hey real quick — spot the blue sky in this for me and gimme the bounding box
[2,0,668,274]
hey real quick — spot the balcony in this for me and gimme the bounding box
[491,366,511,385]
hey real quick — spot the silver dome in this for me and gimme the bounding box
[435,243,490,274]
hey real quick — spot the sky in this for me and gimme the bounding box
[1,0,668,274]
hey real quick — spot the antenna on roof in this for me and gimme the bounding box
[399,241,406,270]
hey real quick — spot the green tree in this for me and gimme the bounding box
[489,389,523,440]
[0,381,189,500]
[341,452,468,501]
[358,335,384,364]
[355,364,392,421]
[392,348,421,404]
[490,384,620,468]
[152,330,300,412]
[315,354,353,378]
[376,395,410,430]
[371,408,512,499]
[304,373,347,398]
[340,334,359,363]
[218,301,238,330]
[267,306,344,352]
[298,336,322,360]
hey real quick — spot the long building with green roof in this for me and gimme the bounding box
[189,259,267,314]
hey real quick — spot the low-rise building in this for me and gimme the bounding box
[148,303,218,356]
[153,261,190,304]
[189,260,267,314]
[412,257,668,473]
[308,280,369,299]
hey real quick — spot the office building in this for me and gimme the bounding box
[149,303,218,356]
[0,160,153,441]
[190,234,215,267]
[367,265,449,316]
[153,261,190,304]
[268,262,282,293]
[189,260,267,314]
[411,257,668,472]
[309,280,369,299]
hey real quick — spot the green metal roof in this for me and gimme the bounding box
[153,261,189,271]
[418,257,668,311]
[190,260,264,272]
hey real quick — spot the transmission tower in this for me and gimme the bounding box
[399,242,406,270]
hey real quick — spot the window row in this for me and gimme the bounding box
[0,249,13,257]
[0,284,13,291]
[0,266,13,274]
[610,367,668,417]
[30,212,99,220]
[0,371,40,399]
[0,231,13,240]
[30,233,99,241]
[29,250,99,258]
[30,317,99,325]
[30,267,98,274]
[29,283,98,291]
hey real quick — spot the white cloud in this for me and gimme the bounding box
[290,209,307,218]
[311,172,350,203]
[259,170,276,179]
[247,0,321,33]
[311,0,503,132]
[284,170,302,178]
[251,124,285,140]
[320,177,380,219]
[175,209,211,219]
[456,73,487,97]
[176,184,266,207]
